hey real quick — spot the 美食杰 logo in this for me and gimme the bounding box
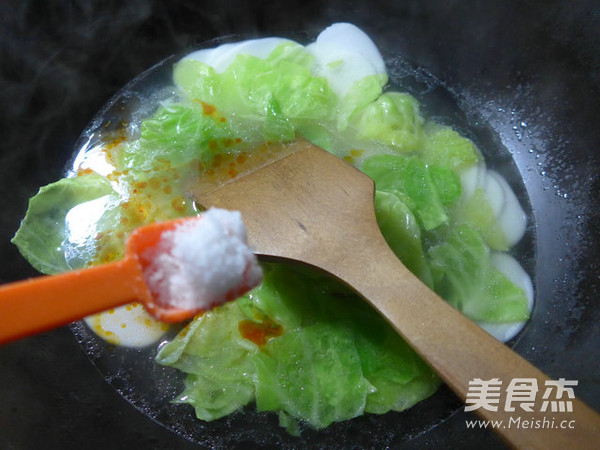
[464,378,578,430]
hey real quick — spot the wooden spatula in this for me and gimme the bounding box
[194,139,600,449]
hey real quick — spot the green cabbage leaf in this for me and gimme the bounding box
[12,173,119,274]
[428,225,529,323]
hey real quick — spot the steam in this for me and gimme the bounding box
[0,1,152,184]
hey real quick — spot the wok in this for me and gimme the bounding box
[0,0,598,448]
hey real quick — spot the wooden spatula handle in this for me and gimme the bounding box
[0,257,148,344]
[333,230,599,449]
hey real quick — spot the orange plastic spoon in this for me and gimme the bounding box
[0,217,207,345]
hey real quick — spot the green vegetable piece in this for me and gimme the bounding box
[428,225,530,323]
[295,121,335,152]
[327,59,344,69]
[422,122,480,171]
[352,315,440,414]
[338,74,384,130]
[373,190,434,287]
[12,173,116,274]
[119,104,233,170]
[350,92,424,152]
[156,300,258,421]
[232,54,336,120]
[254,322,373,432]
[362,154,454,230]
[175,43,337,128]
[247,265,321,329]
[173,59,221,104]
[428,164,462,206]
[264,97,295,141]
